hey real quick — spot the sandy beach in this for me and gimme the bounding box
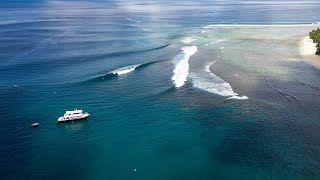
[299,36,320,68]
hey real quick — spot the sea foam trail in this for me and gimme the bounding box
[172,46,197,88]
[190,62,248,99]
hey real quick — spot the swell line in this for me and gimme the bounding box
[1,43,171,71]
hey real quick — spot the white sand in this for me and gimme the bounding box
[299,36,320,68]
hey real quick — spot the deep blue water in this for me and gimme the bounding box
[1,1,320,179]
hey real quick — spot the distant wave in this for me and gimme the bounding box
[0,19,66,26]
[190,62,248,99]
[65,43,171,63]
[126,18,142,23]
[2,43,171,70]
[101,43,170,58]
[171,46,197,88]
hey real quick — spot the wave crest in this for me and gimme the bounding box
[110,64,140,75]
[83,61,159,84]
[171,46,197,88]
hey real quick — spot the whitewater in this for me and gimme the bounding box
[190,62,248,99]
[171,46,197,88]
[171,45,247,99]
[109,64,141,75]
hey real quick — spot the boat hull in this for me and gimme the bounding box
[57,114,90,123]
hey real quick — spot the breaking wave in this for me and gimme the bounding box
[84,61,159,83]
[228,96,248,100]
[190,62,248,99]
[107,61,159,76]
[101,43,170,58]
[171,46,197,88]
[110,64,140,75]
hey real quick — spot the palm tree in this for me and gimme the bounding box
[309,28,320,56]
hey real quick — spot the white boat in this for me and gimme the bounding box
[57,109,90,123]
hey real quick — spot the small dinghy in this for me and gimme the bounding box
[31,123,39,127]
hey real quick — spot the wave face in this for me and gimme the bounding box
[110,64,140,75]
[190,62,248,99]
[171,46,197,88]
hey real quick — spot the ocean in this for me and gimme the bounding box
[1,0,320,179]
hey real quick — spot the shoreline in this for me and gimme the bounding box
[298,36,320,68]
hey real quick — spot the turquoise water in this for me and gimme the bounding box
[1,1,320,179]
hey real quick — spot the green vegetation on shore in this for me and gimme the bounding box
[309,28,320,55]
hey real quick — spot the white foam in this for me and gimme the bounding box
[204,24,319,29]
[110,64,140,75]
[191,74,237,96]
[181,37,197,44]
[228,96,248,100]
[172,46,197,88]
[190,62,248,99]
[205,61,215,72]
[209,39,226,45]
[220,47,224,53]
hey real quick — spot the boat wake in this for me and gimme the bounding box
[190,62,248,99]
[171,46,197,88]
